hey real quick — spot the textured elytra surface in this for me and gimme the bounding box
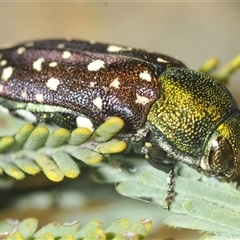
[17,39,187,68]
[0,39,183,129]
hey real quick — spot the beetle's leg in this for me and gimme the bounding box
[130,128,176,210]
[10,109,78,131]
[141,141,175,210]
[142,141,174,173]
[32,112,78,130]
[165,169,175,210]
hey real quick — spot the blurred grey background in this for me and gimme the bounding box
[0,2,239,77]
[0,2,240,239]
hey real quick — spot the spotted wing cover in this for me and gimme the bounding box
[0,40,165,129]
[30,39,187,68]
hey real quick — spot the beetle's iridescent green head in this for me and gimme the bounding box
[201,110,240,178]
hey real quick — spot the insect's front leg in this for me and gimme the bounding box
[131,127,174,172]
[131,127,176,209]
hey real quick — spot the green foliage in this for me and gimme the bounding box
[0,117,126,181]
[199,54,240,84]
[0,218,152,240]
[93,155,240,239]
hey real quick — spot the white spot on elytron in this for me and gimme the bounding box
[21,91,28,99]
[109,78,120,88]
[157,57,168,63]
[135,93,150,105]
[33,57,45,71]
[46,77,60,91]
[107,45,132,52]
[57,43,65,49]
[62,51,71,59]
[25,42,34,47]
[107,45,124,52]
[76,116,94,132]
[89,81,97,88]
[49,62,58,67]
[17,47,26,55]
[139,71,152,82]
[35,93,44,102]
[1,66,13,81]
[87,59,105,71]
[0,105,9,114]
[93,97,103,109]
[15,109,37,122]
[0,60,7,66]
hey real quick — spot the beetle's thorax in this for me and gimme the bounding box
[147,68,238,167]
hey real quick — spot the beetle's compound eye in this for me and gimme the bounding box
[209,136,234,174]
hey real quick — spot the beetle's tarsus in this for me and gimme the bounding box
[164,169,176,210]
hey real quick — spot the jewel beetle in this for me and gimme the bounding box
[0,39,240,208]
